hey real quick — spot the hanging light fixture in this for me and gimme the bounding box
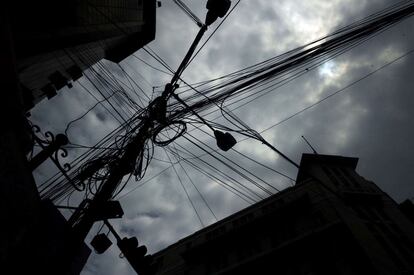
[214,130,237,151]
[205,0,231,26]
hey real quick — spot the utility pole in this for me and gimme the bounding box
[69,1,233,273]
[71,0,233,239]
[72,11,210,244]
[72,120,152,241]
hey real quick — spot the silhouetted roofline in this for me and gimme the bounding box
[296,153,359,183]
[153,154,359,256]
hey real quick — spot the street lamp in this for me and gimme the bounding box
[214,130,237,151]
[161,0,236,151]
[205,0,232,26]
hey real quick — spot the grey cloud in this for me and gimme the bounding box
[30,1,414,274]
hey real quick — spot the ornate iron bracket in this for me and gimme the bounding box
[30,125,71,172]
[27,124,89,191]
[30,124,71,171]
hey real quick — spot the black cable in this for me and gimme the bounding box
[191,123,295,183]
[185,0,242,69]
[169,142,259,203]
[183,134,267,200]
[64,87,119,137]
[164,149,205,227]
[117,166,173,200]
[182,159,256,204]
[186,132,276,196]
[132,54,174,76]
[167,141,218,221]
[256,48,414,133]
[39,1,414,205]
[165,139,261,202]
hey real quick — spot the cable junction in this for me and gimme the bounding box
[36,2,414,232]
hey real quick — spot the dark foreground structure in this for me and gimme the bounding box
[10,0,156,110]
[0,1,156,274]
[152,154,414,275]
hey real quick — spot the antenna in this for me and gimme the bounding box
[173,0,204,27]
[301,135,319,155]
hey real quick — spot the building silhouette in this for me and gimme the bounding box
[152,154,414,275]
[0,2,156,274]
[10,0,156,110]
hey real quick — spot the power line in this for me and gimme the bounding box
[168,139,263,202]
[185,0,242,69]
[167,142,218,221]
[64,85,119,137]
[257,48,414,134]
[164,150,205,228]
[39,1,414,210]
[117,166,172,200]
[132,53,174,76]
[173,0,204,27]
[182,158,256,204]
[169,142,258,203]
[183,134,268,200]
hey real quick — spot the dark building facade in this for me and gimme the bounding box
[399,199,414,224]
[152,154,414,275]
[10,0,156,110]
[0,2,156,274]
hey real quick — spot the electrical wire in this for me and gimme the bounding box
[38,1,414,210]
[164,149,205,227]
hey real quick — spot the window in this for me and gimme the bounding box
[232,213,255,228]
[314,210,327,227]
[369,224,406,269]
[206,226,226,240]
[390,223,414,250]
[322,166,339,186]
[209,254,228,273]
[236,241,261,261]
[363,206,380,221]
[375,206,390,221]
[377,223,414,265]
[340,168,361,188]
[332,167,351,187]
[155,256,164,269]
[350,205,369,220]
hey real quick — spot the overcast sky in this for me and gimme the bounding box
[30,0,414,274]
